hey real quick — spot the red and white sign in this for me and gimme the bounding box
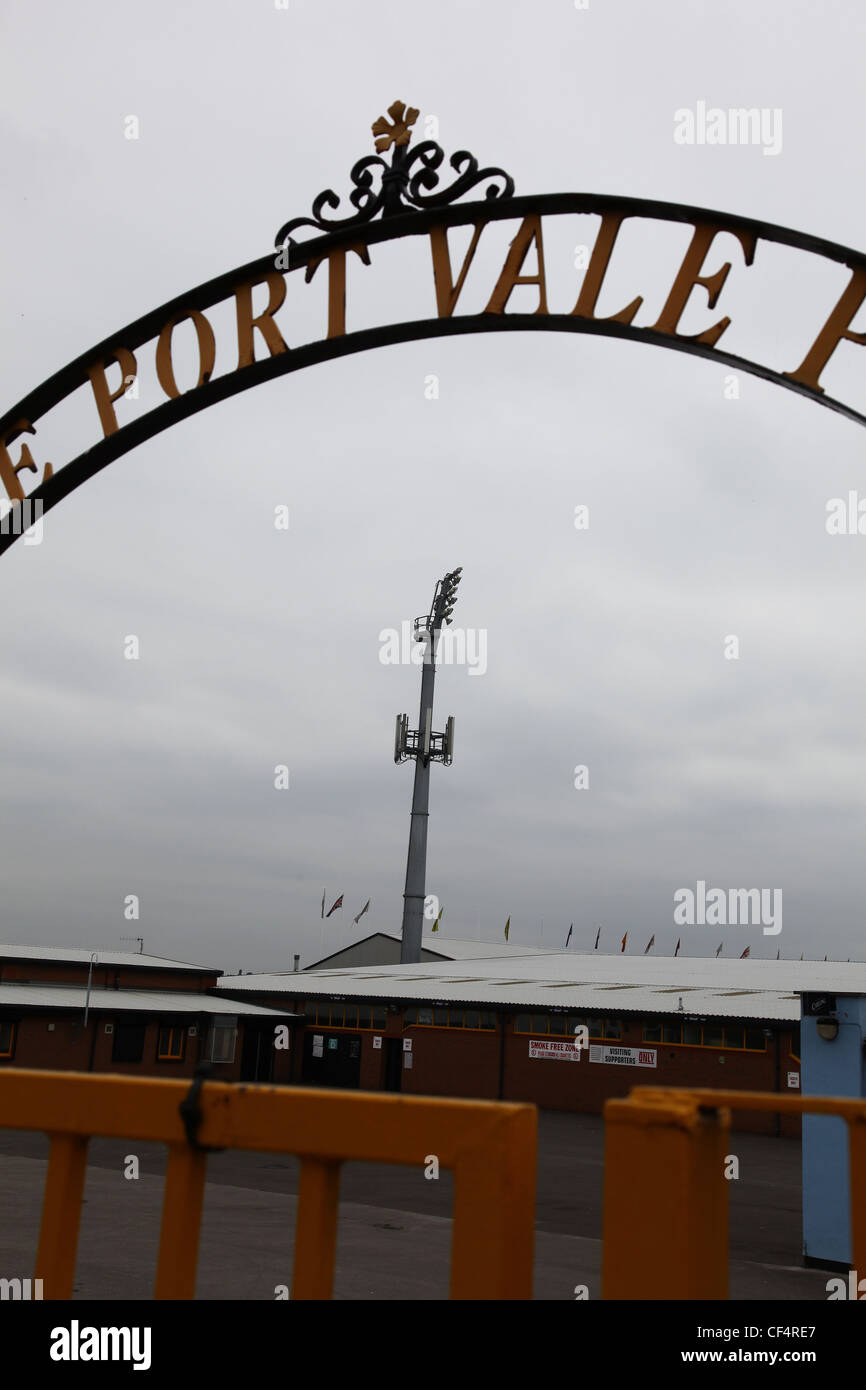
[529,1040,583,1062]
[589,1045,657,1068]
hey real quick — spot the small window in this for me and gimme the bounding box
[373,1007,387,1030]
[587,1018,603,1039]
[433,1008,448,1026]
[643,1024,661,1043]
[603,1020,621,1040]
[515,1014,532,1034]
[745,1029,767,1051]
[112,1021,146,1063]
[465,1010,481,1030]
[548,1015,567,1037]
[316,1003,330,1026]
[682,1022,701,1046]
[157,1025,185,1061]
[330,1003,344,1028]
[531,1014,548,1035]
[303,1001,315,1020]
[480,1011,496,1030]
[724,1026,745,1050]
[404,1007,417,1025]
[210,1019,238,1064]
[662,1023,681,1045]
[344,1004,358,1029]
[703,1024,724,1048]
[418,1007,434,1026]
[568,1016,585,1037]
[358,1004,372,1027]
[0,1021,16,1058]
[449,1011,465,1029]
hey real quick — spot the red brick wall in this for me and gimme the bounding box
[207,996,804,1137]
[0,1015,206,1078]
[502,1019,800,1136]
[398,1026,501,1100]
[0,1014,304,1086]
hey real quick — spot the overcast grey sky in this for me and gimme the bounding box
[2,0,866,972]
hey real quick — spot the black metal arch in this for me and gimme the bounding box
[2,191,865,558]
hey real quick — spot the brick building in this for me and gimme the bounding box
[217,939,820,1134]
[0,945,299,1083]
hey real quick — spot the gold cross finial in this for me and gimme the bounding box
[372,100,419,153]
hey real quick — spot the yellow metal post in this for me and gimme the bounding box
[848,1116,866,1282]
[450,1106,536,1299]
[603,1090,730,1299]
[35,1133,89,1300]
[291,1158,342,1299]
[154,1144,209,1299]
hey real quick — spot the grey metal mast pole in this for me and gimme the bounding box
[395,569,461,964]
[400,625,438,963]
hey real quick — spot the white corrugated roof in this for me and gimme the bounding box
[216,951,866,1021]
[0,983,297,1017]
[0,944,218,973]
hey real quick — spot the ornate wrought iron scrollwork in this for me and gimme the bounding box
[274,101,515,247]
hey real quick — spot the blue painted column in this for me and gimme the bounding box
[802,994,866,1265]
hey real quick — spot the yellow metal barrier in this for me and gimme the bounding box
[602,1086,866,1299]
[0,1069,537,1300]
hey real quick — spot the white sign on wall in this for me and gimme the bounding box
[312,1034,323,1058]
[787,1071,800,1089]
[404,1052,413,1069]
[403,1038,413,1052]
[372,1035,382,1049]
[529,1040,582,1062]
[589,1045,657,1068]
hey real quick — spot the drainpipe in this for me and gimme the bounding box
[83,952,97,1028]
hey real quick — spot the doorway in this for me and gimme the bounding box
[302,1031,362,1089]
[384,1038,403,1093]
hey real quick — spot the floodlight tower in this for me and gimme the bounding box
[394,568,461,964]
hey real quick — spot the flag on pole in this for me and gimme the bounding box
[740,946,750,958]
[620,932,628,953]
[565,923,573,948]
[800,953,804,960]
[594,927,601,950]
[504,917,510,942]
[674,938,681,958]
[325,894,343,918]
[644,935,655,955]
[776,949,780,960]
[321,891,326,920]
[715,943,723,958]
[352,899,371,926]
[432,907,444,933]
